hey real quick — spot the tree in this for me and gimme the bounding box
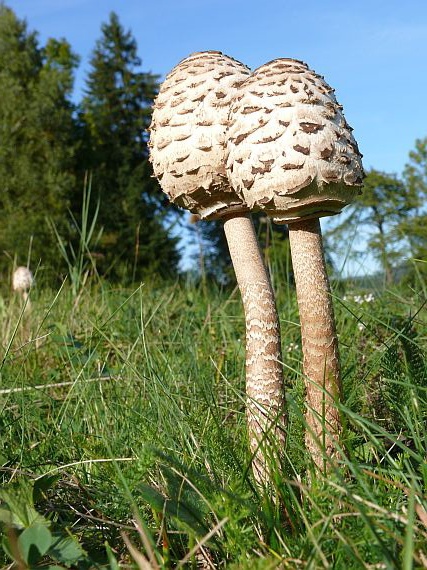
[0,5,79,277]
[403,138,427,267]
[327,169,419,283]
[404,138,427,199]
[80,12,179,280]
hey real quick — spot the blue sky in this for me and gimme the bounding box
[7,1,427,275]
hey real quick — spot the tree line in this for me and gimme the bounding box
[0,5,179,283]
[0,4,425,285]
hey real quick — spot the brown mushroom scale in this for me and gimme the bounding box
[227,58,364,223]
[150,51,251,219]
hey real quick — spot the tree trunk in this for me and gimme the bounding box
[377,219,393,285]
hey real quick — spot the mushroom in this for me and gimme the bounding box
[149,51,286,484]
[226,58,364,470]
[12,266,34,308]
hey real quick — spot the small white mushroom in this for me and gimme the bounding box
[12,266,34,307]
[150,51,286,485]
[227,58,364,470]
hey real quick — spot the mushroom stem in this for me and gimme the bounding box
[288,218,342,471]
[22,291,31,312]
[223,213,286,485]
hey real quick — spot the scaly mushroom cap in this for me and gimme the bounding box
[12,266,33,292]
[149,51,251,219]
[226,58,364,223]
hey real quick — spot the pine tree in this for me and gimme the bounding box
[81,12,179,280]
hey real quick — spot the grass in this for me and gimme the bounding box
[0,264,426,568]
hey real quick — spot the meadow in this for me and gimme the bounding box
[0,259,426,569]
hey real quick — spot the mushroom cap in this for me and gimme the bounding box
[226,58,364,223]
[149,51,251,219]
[12,266,33,291]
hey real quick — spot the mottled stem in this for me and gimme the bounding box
[288,218,342,471]
[223,214,286,485]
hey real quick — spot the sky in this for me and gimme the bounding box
[6,0,427,275]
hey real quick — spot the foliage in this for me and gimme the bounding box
[404,137,427,199]
[48,174,102,299]
[0,262,426,567]
[0,4,80,278]
[0,477,88,568]
[0,5,179,285]
[402,137,427,272]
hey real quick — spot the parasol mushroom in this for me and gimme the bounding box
[226,58,364,470]
[149,51,286,484]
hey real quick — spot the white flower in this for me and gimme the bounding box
[352,293,375,304]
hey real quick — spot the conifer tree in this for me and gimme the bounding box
[81,12,179,280]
